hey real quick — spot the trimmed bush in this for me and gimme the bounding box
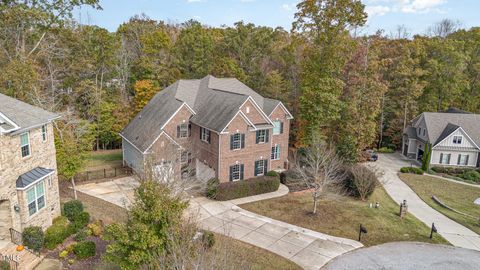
[74,229,88,242]
[400,167,424,175]
[214,176,280,201]
[201,231,215,249]
[279,172,287,184]
[377,147,395,153]
[206,178,220,199]
[461,170,480,182]
[63,200,84,222]
[0,260,11,270]
[266,170,279,177]
[73,241,96,259]
[87,220,104,237]
[22,226,44,252]
[44,216,80,249]
[73,212,90,228]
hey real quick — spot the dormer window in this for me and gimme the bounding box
[176,123,189,138]
[422,129,425,136]
[453,136,462,144]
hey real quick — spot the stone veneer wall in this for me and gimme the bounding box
[0,123,61,233]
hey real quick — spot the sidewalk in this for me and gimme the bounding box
[374,153,480,251]
[188,184,363,270]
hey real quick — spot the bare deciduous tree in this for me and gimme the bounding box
[428,19,461,38]
[349,165,383,201]
[294,137,346,214]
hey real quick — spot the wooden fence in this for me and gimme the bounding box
[60,167,133,184]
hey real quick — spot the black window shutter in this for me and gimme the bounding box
[177,125,180,138]
[447,154,451,164]
[439,153,443,164]
[241,134,245,148]
[200,127,203,139]
[188,123,191,137]
[264,159,268,174]
[240,164,244,180]
[457,155,461,165]
[266,130,269,143]
[229,166,233,181]
[254,161,258,176]
[466,155,469,165]
[255,131,259,144]
[280,122,284,134]
[207,130,211,144]
[230,135,234,150]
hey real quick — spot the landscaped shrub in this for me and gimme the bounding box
[63,200,84,222]
[201,231,215,249]
[400,167,424,175]
[87,220,104,237]
[214,176,280,201]
[44,216,73,249]
[73,241,96,259]
[266,170,279,177]
[377,147,395,153]
[0,260,10,270]
[345,166,380,201]
[22,226,44,252]
[74,229,88,242]
[279,172,287,184]
[461,170,480,182]
[206,178,220,199]
[73,212,90,228]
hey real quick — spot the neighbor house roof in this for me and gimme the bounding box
[411,112,480,147]
[0,93,59,135]
[16,167,55,189]
[120,75,292,153]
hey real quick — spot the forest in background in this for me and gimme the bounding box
[1,0,479,167]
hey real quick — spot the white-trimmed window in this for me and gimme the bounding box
[256,130,268,144]
[42,124,48,142]
[458,154,469,166]
[177,123,189,138]
[229,164,244,181]
[439,153,451,164]
[230,133,244,150]
[453,136,462,144]
[422,129,426,136]
[254,160,267,176]
[180,151,189,164]
[27,180,45,216]
[271,145,281,160]
[201,127,211,143]
[20,132,30,158]
[273,121,283,135]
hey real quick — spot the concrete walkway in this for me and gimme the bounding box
[372,153,480,250]
[77,179,363,270]
[424,173,480,189]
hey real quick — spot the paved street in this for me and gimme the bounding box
[77,179,363,270]
[372,153,480,250]
[324,242,480,270]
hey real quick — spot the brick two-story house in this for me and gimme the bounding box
[0,93,61,242]
[120,75,293,182]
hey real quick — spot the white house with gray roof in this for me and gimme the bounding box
[121,75,293,182]
[402,109,480,168]
[0,93,61,244]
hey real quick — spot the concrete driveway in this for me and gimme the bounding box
[323,242,480,270]
[77,179,363,270]
[372,153,480,250]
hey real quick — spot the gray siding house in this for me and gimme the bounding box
[403,109,480,168]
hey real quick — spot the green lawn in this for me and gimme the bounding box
[240,187,448,247]
[399,173,480,235]
[83,149,123,171]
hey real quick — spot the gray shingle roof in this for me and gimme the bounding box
[120,75,288,152]
[16,167,54,189]
[412,112,480,147]
[0,93,59,134]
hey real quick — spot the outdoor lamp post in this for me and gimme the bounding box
[359,224,368,241]
[430,223,437,239]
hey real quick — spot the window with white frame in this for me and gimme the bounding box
[201,127,211,143]
[177,123,189,138]
[231,133,242,150]
[458,154,469,165]
[20,132,30,157]
[27,180,45,216]
[422,129,426,136]
[230,164,243,181]
[440,153,451,164]
[42,124,47,142]
[273,121,282,135]
[254,160,267,176]
[271,145,280,160]
[256,130,268,144]
[453,136,462,144]
[180,151,189,164]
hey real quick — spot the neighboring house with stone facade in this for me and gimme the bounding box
[402,109,480,168]
[120,75,293,183]
[0,93,61,243]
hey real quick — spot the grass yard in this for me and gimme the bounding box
[400,173,480,235]
[83,149,123,171]
[213,234,301,270]
[241,187,448,247]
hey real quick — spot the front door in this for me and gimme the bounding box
[0,200,12,241]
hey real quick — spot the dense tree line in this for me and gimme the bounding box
[1,0,479,164]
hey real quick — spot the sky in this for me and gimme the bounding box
[75,0,480,35]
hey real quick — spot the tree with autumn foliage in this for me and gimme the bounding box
[133,79,160,113]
